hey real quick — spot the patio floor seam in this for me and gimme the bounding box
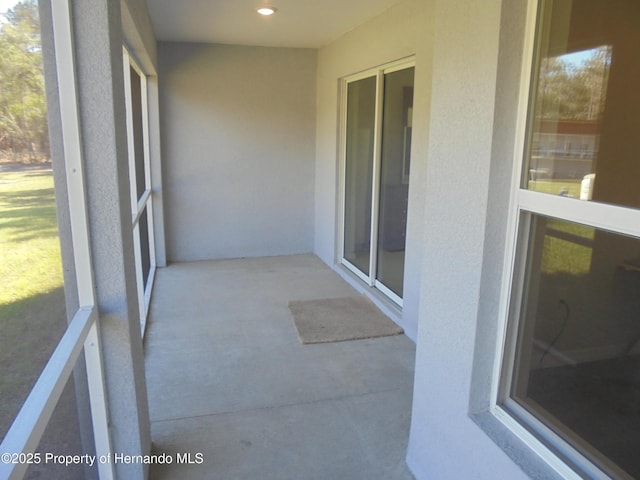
[149,385,410,425]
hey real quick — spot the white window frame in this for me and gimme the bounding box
[123,48,156,336]
[490,1,640,479]
[338,57,416,308]
[0,1,113,478]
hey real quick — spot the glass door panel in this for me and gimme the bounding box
[376,67,414,298]
[343,76,376,276]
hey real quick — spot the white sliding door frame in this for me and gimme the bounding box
[339,57,415,307]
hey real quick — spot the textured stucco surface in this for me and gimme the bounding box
[37,0,587,477]
[314,0,434,341]
[71,1,152,477]
[159,43,317,262]
[121,0,168,267]
[406,0,533,478]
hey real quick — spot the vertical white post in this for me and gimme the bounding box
[51,1,114,478]
[369,70,385,286]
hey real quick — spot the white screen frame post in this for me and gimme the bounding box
[0,1,114,478]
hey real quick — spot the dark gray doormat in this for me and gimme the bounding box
[288,296,403,344]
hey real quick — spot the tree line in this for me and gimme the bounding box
[0,0,48,163]
[537,46,611,122]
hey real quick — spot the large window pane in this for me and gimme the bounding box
[510,214,640,478]
[0,170,67,439]
[524,0,640,210]
[504,1,640,478]
[0,0,67,441]
[377,67,414,297]
[343,76,376,276]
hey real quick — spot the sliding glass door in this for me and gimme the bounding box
[344,76,377,276]
[342,61,415,305]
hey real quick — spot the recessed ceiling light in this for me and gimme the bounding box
[257,7,277,16]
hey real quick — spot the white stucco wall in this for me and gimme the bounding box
[406,0,544,478]
[317,0,567,478]
[314,0,434,341]
[159,43,317,262]
[121,0,168,268]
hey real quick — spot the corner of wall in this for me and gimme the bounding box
[121,0,158,73]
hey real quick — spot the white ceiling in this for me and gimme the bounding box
[145,0,405,48]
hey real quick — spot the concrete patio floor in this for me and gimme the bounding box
[144,254,416,479]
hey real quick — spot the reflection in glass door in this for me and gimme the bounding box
[377,67,413,298]
[342,63,415,305]
[343,76,376,276]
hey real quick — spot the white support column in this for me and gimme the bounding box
[68,0,152,477]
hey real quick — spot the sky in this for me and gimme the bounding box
[557,45,610,69]
[0,0,19,16]
[562,50,592,66]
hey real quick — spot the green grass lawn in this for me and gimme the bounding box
[0,169,68,439]
[542,217,595,276]
[529,179,582,197]
[0,170,62,308]
[542,235,593,276]
[526,180,594,276]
